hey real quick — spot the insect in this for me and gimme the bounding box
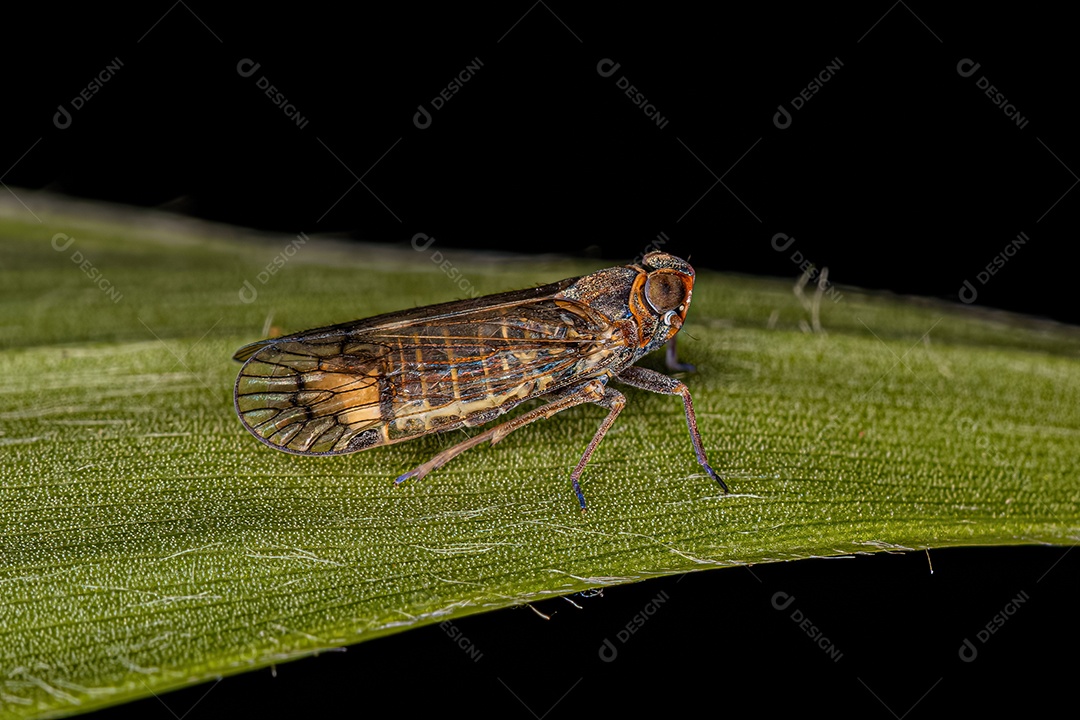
[232,251,727,510]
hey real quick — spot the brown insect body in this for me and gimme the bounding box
[233,252,726,510]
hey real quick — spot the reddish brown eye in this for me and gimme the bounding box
[644,272,687,313]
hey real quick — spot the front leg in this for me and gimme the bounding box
[665,336,695,373]
[615,365,729,493]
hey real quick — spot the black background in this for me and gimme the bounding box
[5,3,1078,717]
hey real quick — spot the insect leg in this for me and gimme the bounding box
[394,379,608,491]
[665,336,695,373]
[614,366,729,494]
[568,386,626,512]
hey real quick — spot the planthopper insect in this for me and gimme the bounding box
[232,251,727,510]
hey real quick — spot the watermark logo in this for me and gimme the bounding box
[955,417,1012,469]
[632,231,670,265]
[959,590,1030,662]
[598,590,669,662]
[439,620,483,662]
[773,57,843,129]
[957,59,1029,130]
[239,232,309,303]
[771,591,843,662]
[958,230,1029,304]
[411,233,481,298]
[597,59,670,130]
[413,58,484,129]
[53,57,124,129]
[51,233,123,303]
[237,58,310,130]
[771,232,843,304]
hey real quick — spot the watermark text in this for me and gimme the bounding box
[598,590,670,662]
[597,59,670,130]
[237,58,310,130]
[53,57,124,129]
[957,59,1029,130]
[772,591,843,662]
[51,233,123,303]
[959,590,1030,662]
[958,230,1029,304]
[414,58,484,129]
[774,57,843,129]
[411,233,481,298]
[239,232,310,303]
[771,232,843,303]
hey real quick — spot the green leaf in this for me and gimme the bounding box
[2,200,1079,718]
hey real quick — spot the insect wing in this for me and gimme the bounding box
[233,284,623,456]
[234,338,392,455]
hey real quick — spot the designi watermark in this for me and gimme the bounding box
[51,233,123,303]
[957,58,1029,130]
[411,233,480,298]
[53,57,124,129]
[237,58,310,130]
[772,591,843,662]
[955,416,1012,469]
[597,59,670,130]
[958,230,1029,304]
[438,620,483,662]
[598,590,670,662]
[632,231,670,265]
[959,590,1030,662]
[771,232,843,304]
[774,57,843,130]
[413,58,484,130]
[239,232,309,303]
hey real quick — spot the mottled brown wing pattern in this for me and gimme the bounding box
[233,297,624,456]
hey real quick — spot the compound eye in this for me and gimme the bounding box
[644,272,687,313]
